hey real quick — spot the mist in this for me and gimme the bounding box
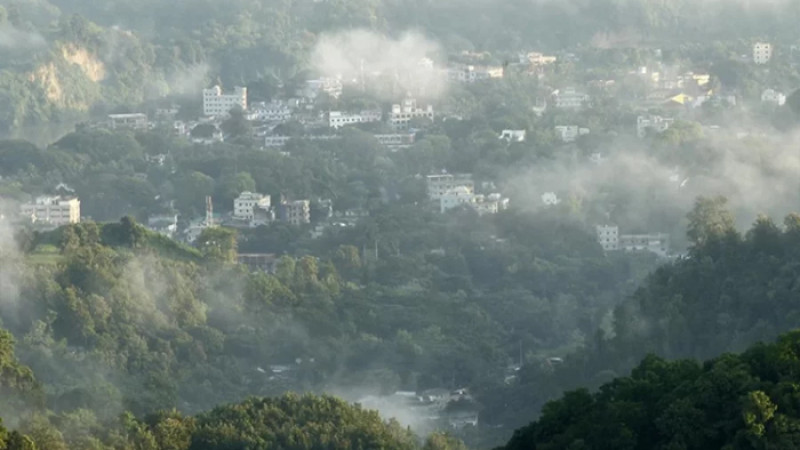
[505,124,800,246]
[311,29,447,100]
[0,24,45,50]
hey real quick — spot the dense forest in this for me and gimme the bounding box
[502,330,800,450]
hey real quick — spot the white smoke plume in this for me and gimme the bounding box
[311,29,447,100]
[0,200,22,323]
[167,63,210,97]
[0,24,45,50]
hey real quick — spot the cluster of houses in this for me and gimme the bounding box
[426,173,510,215]
[358,387,479,430]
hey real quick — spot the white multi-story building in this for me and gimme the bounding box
[761,89,786,106]
[473,193,510,215]
[147,214,178,238]
[389,99,434,130]
[426,173,474,201]
[278,200,310,226]
[447,65,504,83]
[636,115,674,138]
[249,101,293,122]
[619,233,670,258]
[555,126,590,143]
[754,42,773,65]
[302,78,343,100]
[264,136,293,147]
[596,225,670,257]
[203,85,247,116]
[499,130,526,142]
[108,113,148,130]
[552,88,590,109]
[524,52,557,66]
[20,196,80,228]
[374,133,416,150]
[440,186,475,213]
[596,225,619,251]
[234,192,271,222]
[328,110,382,128]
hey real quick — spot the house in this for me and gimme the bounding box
[237,253,279,273]
[277,199,310,226]
[20,196,80,228]
[499,130,526,142]
[554,125,590,143]
[761,89,786,106]
[302,78,343,100]
[202,85,247,116]
[264,136,293,147]
[754,42,773,65]
[552,88,590,109]
[249,101,293,122]
[440,186,475,213]
[447,64,504,83]
[389,99,434,130]
[426,173,474,201]
[596,225,619,251]
[473,193,509,215]
[596,225,670,257]
[147,214,178,238]
[373,133,416,150]
[328,110,382,128]
[636,115,674,138]
[108,113,148,130]
[525,52,557,66]
[233,192,272,223]
[619,233,670,257]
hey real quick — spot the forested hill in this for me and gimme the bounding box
[501,330,800,450]
[488,197,800,433]
[2,0,800,135]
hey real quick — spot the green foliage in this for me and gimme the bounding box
[501,331,800,450]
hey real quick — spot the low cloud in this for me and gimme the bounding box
[311,29,447,100]
[0,25,45,50]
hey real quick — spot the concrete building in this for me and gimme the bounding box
[636,115,674,138]
[596,225,619,251]
[278,200,310,226]
[761,89,786,106]
[264,136,293,147]
[754,42,773,65]
[389,99,434,130]
[440,186,475,213]
[447,65,504,83]
[328,110,382,128]
[249,101,293,121]
[525,52,557,66]
[233,192,271,222]
[203,85,247,116]
[552,88,590,109]
[555,125,590,143]
[473,193,510,215]
[20,196,80,228]
[108,113,148,130]
[374,133,416,150]
[619,233,670,257]
[499,130,526,142]
[426,173,474,201]
[147,214,178,238]
[595,225,670,257]
[302,78,343,100]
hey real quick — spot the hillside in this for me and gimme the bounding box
[502,330,800,450]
